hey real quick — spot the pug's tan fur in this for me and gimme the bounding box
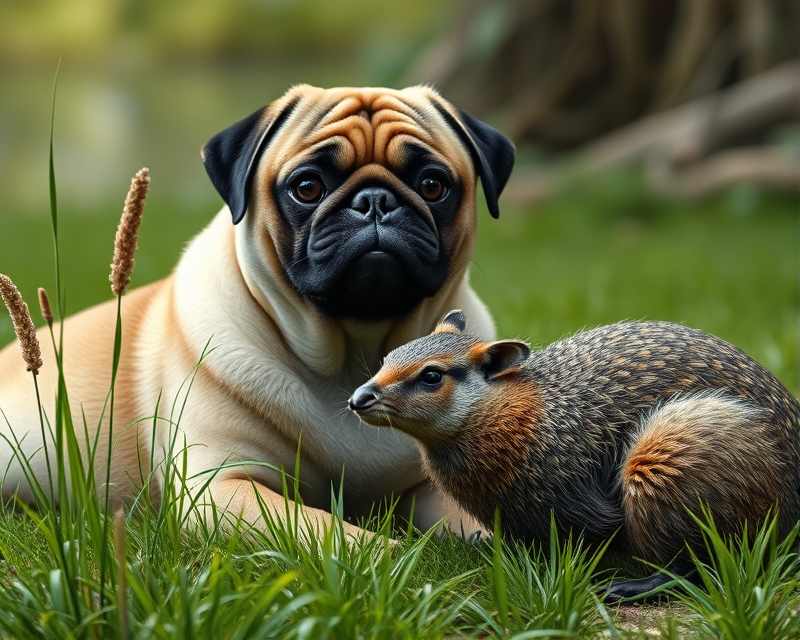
[0,85,514,539]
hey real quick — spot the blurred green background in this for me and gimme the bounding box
[0,0,797,392]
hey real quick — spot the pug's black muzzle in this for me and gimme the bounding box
[284,182,451,320]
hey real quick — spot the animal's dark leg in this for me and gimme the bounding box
[602,558,697,603]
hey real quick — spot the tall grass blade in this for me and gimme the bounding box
[482,515,611,638]
[666,506,800,640]
[47,58,67,332]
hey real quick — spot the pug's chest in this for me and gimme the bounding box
[296,385,425,497]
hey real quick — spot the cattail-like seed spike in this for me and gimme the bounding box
[38,287,53,328]
[0,274,43,375]
[110,168,149,297]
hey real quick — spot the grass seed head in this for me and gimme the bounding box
[110,167,150,297]
[0,274,43,375]
[38,287,53,328]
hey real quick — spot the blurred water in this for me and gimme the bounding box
[0,57,372,218]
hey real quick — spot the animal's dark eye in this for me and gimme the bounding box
[418,172,449,202]
[290,173,326,204]
[419,368,444,387]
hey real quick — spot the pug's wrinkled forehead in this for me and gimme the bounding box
[267,86,474,181]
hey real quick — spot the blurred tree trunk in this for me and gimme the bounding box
[406,0,800,152]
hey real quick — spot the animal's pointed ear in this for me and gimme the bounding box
[472,340,530,381]
[201,98,298,224]
[433,309,467,334]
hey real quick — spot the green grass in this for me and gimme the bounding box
[671,508,800,640]
[0,474,797,638]
[481,516,611,638]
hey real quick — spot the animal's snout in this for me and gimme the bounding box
[349,187,400,221]
[349,382,380,411]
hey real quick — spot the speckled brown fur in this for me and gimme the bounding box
[353,319,800,565]
[423,378,544,529]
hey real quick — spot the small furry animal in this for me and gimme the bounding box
[349,310,800,600]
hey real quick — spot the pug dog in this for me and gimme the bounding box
[0,85,514,539]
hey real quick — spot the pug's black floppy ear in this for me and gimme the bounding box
[202,98,298,224]
[433,98,515,218]
[456,109,515,219]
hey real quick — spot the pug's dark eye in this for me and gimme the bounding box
[290,174,325,204]
[418,173,449,202]
[419,367,444,387]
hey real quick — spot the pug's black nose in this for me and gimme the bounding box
[350,187,399,220]
[349,382,379,411]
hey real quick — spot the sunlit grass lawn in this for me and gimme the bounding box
[0,169,797,638]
